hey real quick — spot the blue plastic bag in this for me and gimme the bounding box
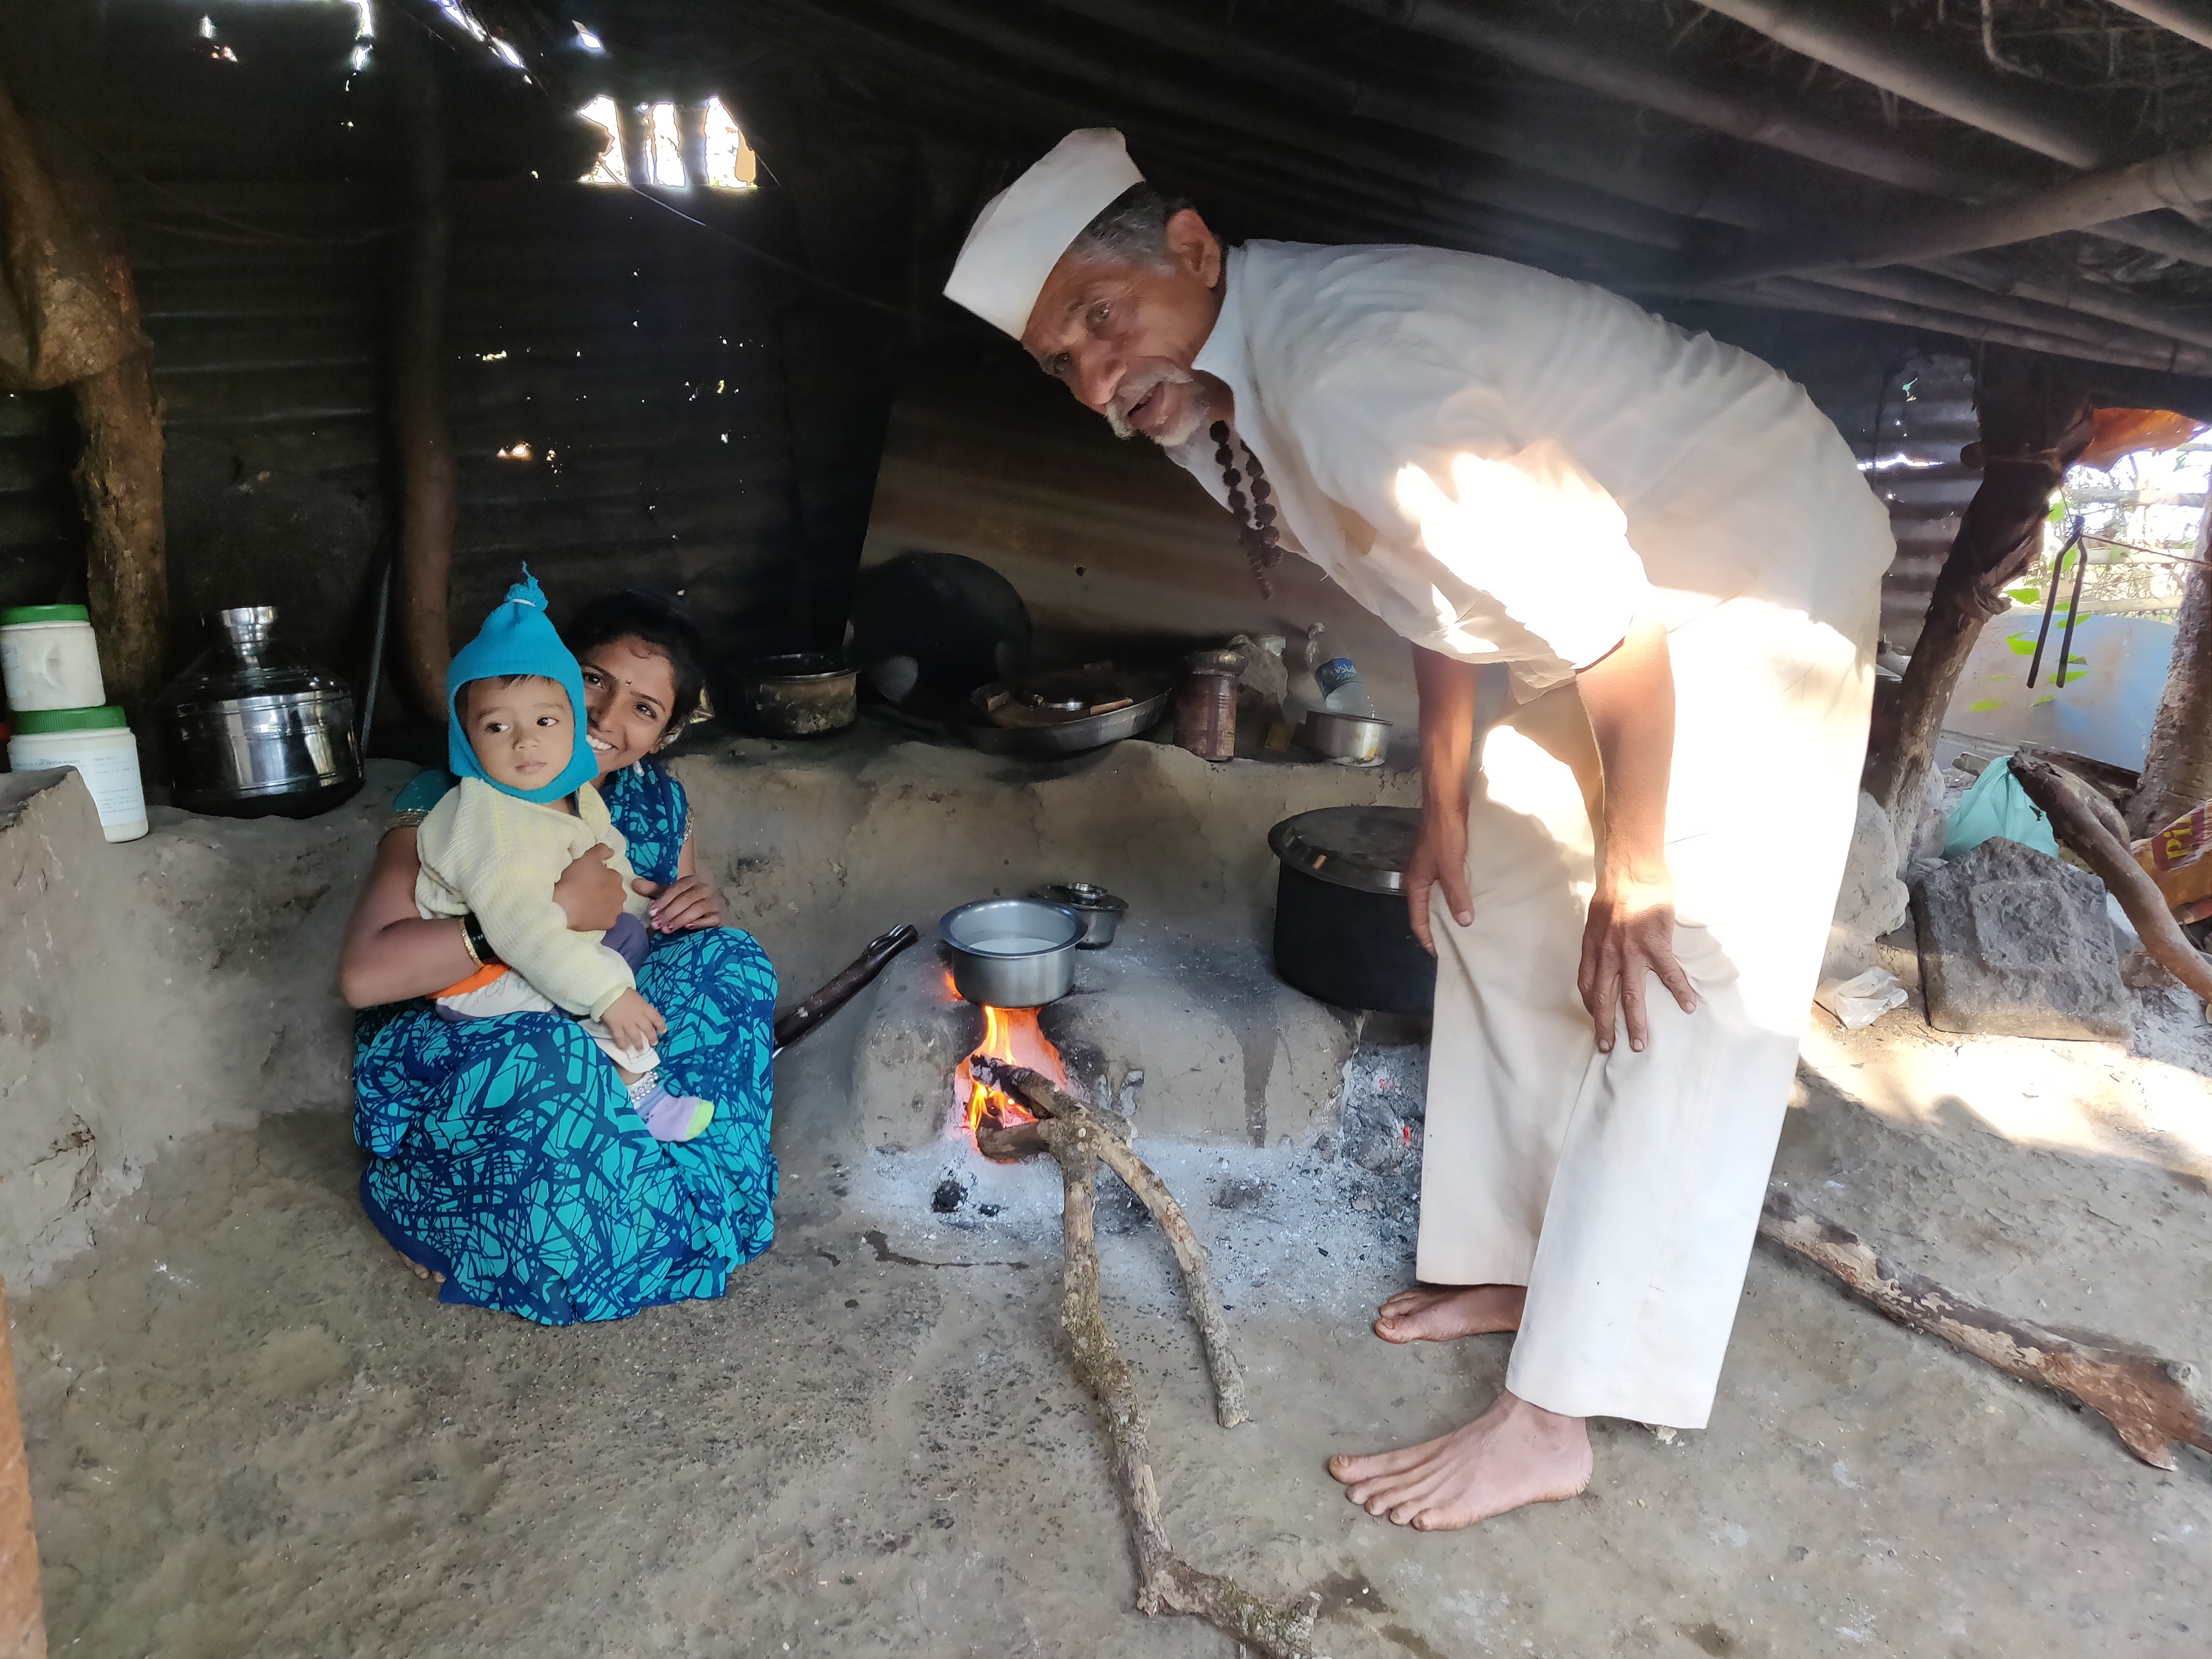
[1943,762,2060,860]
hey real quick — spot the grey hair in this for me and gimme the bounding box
[1063,182,1194,269]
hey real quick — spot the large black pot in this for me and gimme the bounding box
[1268,806,1436,1015]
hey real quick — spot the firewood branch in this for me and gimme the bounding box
[1760,1190,2212,1469]
[973,1056,1248,1430]
[2009,754,2212,1007]
[974,1069,1318,1659]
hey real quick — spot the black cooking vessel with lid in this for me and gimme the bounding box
[1267,805,1436,1015]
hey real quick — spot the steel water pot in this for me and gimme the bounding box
[157,607,363,819]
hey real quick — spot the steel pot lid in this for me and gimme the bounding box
[1268,805,1422,895]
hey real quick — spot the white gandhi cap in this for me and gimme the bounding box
[943,129,1145,339]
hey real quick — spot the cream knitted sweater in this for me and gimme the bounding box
[415,777,650,1020]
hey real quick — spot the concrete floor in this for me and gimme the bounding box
[14,958,2212,1659]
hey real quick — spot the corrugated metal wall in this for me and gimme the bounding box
[1856,356,1981,653]
[20,180,806,709]
[0,0,884,732]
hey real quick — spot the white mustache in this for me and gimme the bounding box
[1106,363,1195,441]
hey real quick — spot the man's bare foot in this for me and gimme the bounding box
[1326,1390,1592,1530]
[395,1247,445,1286]
[1373,1283,1525,1344]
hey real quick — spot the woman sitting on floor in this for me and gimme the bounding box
[337,589,777,1324]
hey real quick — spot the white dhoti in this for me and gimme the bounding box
[1417,590,1878,1429]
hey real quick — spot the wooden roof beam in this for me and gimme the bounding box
[1702,141,2212,283]
[1324,0,2007,198]
[1325,0,2212,271]
[2104,0,2212,53]
[870,0,1697,252]
[1929,252,2212,355]
[1699,275,2199,373]
[1695,0,2117,170]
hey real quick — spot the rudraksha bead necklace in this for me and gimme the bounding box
[1211,419,1283,598]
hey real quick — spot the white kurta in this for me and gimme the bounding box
[1174,242,1892,1428]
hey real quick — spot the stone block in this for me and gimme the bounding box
[1827,790,1911,977]
[1911,836,2129,1041]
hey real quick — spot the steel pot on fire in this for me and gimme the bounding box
[939,897,1086,1007]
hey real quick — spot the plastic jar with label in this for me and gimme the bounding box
[0,603,107,712]
[8,706,149,842]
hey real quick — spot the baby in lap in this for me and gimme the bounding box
[413,572,712,1143]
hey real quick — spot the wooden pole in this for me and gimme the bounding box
[1865,349,2095,823]
[2128,515,2212,836]
[70,358,168,705]
[0,1278,48,1659]
[0,84,166,702]
[40,123,166,705]
[0,75,133,392]
[383,9,455,722]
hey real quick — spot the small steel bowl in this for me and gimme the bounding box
[938,898,1085,1007]
[1300,709,1391,766]
[1031,881,1129,948]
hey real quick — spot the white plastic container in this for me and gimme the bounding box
[8,705,149,842]
[0,603,106,712]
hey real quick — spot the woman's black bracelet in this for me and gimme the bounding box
[463,913,501,967]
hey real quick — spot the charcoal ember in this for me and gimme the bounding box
[931,1177,966,1213]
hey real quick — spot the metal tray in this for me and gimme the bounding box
[954,672,1172,758]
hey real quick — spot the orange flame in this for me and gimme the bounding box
[951,983,1069,1137]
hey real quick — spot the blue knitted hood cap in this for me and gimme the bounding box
[446,568,600,804]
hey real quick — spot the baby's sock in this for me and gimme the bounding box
[626,1072,715,1143]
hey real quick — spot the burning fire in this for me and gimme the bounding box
[953,994,1069,1137]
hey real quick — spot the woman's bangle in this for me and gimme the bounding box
[462,913,500,967]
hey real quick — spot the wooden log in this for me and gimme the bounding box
[32,120,168,705]
[1760,1191,2212,1469]
[0,1277,48,1659]
[0,102,172,703]
[383,9,456,723]
[0,73,134,393]
[2128,515,2212,837]
[976,1112,1320,1657]
[972,1056,1248,1429]
[71,357,168,704]
[1865,349,2095,824]
[2010,754,2212,1006]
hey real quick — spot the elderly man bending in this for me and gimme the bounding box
[943,131,1889,1529]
